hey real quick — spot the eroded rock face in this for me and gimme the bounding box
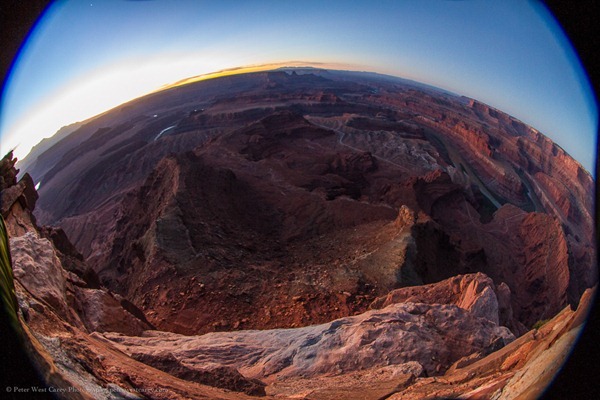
[385,286,596,400]
[10,231,152,337]
[1,154,39,237]
[24,70,595,337]
[370,273,507,326]
[11,232,69,319]
[99,300,515,381]
[2,152,152,337]
[3,69,596,398]
[72,288,151,336]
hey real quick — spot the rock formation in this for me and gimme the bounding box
[2,68,596,398]
[97,299,514,383]
[3,153,153,337]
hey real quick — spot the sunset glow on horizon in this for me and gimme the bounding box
[2,60,368,162]
[156,61,373,91]
[1,1,596,173]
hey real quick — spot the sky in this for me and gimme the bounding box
[0,0,597,174]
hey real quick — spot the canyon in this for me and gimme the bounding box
[1,69,596,399]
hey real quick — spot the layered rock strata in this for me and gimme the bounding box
[2,68,596,398]
[24,71,595,337]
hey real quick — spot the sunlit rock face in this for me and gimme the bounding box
[3,69,596,398]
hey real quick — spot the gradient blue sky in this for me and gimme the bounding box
[0,0,597,173]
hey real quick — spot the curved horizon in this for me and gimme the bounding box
[0,1,597,173]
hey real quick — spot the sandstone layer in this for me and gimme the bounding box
[24,70,595,336]
[2,68,597,398]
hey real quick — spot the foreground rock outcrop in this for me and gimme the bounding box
[97,296,514,382]
[3,170,152,337]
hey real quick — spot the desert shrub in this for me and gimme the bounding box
[532,318,551,330]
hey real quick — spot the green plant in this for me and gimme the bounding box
[0,214,21,334]
[532,318,550,330]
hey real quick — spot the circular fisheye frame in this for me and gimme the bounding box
[0,1,597,399]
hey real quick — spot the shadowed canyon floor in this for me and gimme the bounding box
[1,69,596,399]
